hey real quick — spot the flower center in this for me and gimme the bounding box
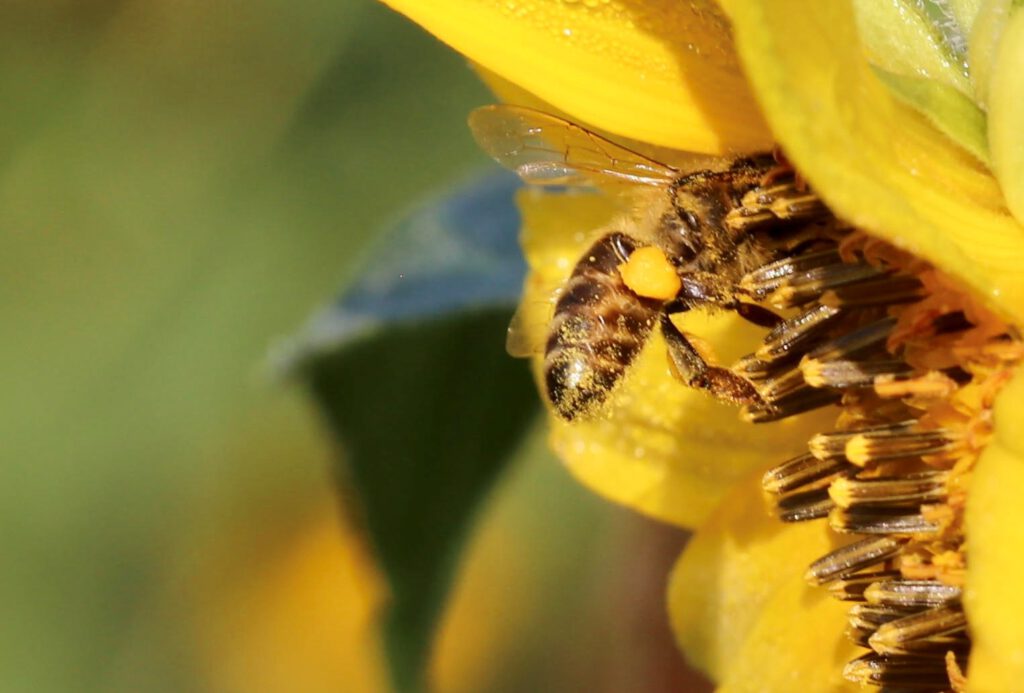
[740,228,1022,689]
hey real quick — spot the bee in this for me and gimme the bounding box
[468,105,832,421]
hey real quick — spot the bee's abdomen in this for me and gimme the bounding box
[545,233,661,420]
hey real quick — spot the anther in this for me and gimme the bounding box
[805,536,905,586]
[771,486,834,522]
[845,428,957,466]
[755,304,843,363]
[767,263,889,307]
[801,358,912,389]
[741,387,841,422]
[843,652,964,687]
[739,249,844,299]
[807,421,918,462]
[828,507,939,535]
[805,317,897,363]
[847,602,917,628]
[863,580,962,608]
[828,472,948,509]
[829,571,903,602]
[868,606,968,656]
[762,452,853,495]
[818,274,924,308]
[873,371,959,399]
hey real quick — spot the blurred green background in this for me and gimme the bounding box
[1,2,694,691]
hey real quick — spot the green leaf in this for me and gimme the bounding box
[287,172,539,691]
[853,0,972,94]
[873,67,990,163]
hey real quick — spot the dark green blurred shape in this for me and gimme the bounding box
[0,2,489,690]
[304,311,538,692]
[288,170,536,691]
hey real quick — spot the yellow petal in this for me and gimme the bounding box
[721,0,1024,325]
[669,473,837,681]
[968,0,1012,107]
[952,0,985,34]
[715,576,860,693]
[517,189,832,527]
[988,6,1024,222]
[871,68,989,164]
[964,367,1024,690]
[380,0,772,153]
[474,64,736,172]
[852,0,971,94]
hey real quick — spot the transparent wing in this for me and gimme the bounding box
[468,105,679,190]
[505,302,542,358]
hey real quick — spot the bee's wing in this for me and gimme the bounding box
[505,302,541,358]
[468,105,678,191]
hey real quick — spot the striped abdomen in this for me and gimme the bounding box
[545,232,662,420]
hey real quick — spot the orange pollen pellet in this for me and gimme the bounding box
[618,246,681,300]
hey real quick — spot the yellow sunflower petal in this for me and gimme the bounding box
[968,0,1012,107]
[668,473,837,681]
[720,0,1024,324]
[715,577,860,693]
[964,367,1024,690]
[380,0,772,153]
[987,6,1024,222]
[952,0,985,34]
[517,189,832,528]
[852,0,971,94]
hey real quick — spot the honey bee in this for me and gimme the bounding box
[468,105,832,421]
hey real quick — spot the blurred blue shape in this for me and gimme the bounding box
[280,169,524,368]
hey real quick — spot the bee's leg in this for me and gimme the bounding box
[734,302,783,328]
[676,276,783,329]
[660,312,764,405]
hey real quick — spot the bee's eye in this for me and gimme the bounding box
[664,210,702,263]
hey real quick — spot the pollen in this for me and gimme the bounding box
[618,246,681,300]
[741,230,1022,690]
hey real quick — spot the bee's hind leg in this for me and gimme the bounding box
[735,302,782,328]
[659,312,764,405]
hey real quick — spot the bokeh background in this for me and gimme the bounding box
[2,2,695,691]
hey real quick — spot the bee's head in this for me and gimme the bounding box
[659,207,703,264]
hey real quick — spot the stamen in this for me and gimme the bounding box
[828,507,938,535]
[808,421,918,461]
[725,185,830,231]
[868,607,968,656]
[741,388,841,423]
[828,473,948,509]
[765,263,889,308]
[805,317,897,363]
[801,358,912,389]
[847,602,917,628]
[873,371,959,399]
[756,365,810,401]
[805,536,905,586]
[755,304,843,362]
[844,652,964,688]
[931,311,973,335]
[739,248,844,300]
[740,217,1020,689]
[845,429,957,466]
[762,452,853,495]
[863,580,961,608]
[819,274,924,308]
[771,486,834,522]
[829,571,903,602]
[733,353,780,381]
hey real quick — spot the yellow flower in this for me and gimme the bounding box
[381,0,1024,689]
